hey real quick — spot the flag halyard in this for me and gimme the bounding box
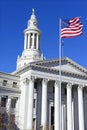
[61,17,83,38]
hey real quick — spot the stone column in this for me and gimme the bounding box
[84,87,87,130]
[31,33,35,49]
[66,83,73,130]
[19,78,29,129]
[41,78,48,129]
[15,97,20,128]
[24,33,27,49]
[6,97,11,113]
[28,34,30,49]
[23,78,29,129]
[27,76,35,130]
[36,34,39,50]
[78,85,85,130]
[54,80,60,130]
[36,81,42,130]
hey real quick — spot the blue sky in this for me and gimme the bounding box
[0,0,87,73]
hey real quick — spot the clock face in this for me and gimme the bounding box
[33,21,37,26]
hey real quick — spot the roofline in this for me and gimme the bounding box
[12,58,87,79]
[31,57,87,74]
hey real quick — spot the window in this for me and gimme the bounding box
[11,99,16,108]
[13,82,17,88]
[1,97,7,107]
[33,99,36,108]
[3,80,7,86]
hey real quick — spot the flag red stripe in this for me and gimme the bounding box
[69,17,80,23]
[61,32,82,38]
[61,27,82,33]
[61,17,83,38]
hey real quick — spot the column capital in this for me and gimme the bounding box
[67,82,73,88]
[23,78,29,84]
[78,84,84,89]
[42,78,49,85]
[54,80,60,86]
[23,76,35,84]
[29,76,35,82]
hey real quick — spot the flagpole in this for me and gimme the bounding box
[59,17,62,130]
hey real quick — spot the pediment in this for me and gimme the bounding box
[34,57,87,76]
[13,57,87,77]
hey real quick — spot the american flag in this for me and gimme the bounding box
[61,17,83,38]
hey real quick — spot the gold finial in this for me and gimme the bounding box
[32,8,35,15]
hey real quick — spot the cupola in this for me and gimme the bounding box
[16,9,44,70]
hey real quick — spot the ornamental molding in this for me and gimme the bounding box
[23,76,36,84]
[29,76,36,82]
[0,72,20,81]
[33,57,87,74]
[54,80,60,87]
[13,57,87,85]
[66,82,73,88]
[31,69,87,85]
[23,78,29,84]
[0,86,21,93]
[13,62,87,80]
[78,84,84,89]
[42,78,49,85]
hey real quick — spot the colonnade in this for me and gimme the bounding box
[24,77,85,130]
[24,33,40,50]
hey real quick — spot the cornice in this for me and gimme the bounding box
[0,85,21,93]
[12,57,87,79]
[65,57,87,74]
[0,71,20,81]
[32,64,87,79]
[32,57,87,74]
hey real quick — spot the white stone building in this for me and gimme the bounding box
[0,9,87,130]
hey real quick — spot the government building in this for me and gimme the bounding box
[0,9,87,130]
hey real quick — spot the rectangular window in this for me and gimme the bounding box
[1,97,7,107]
[3,80,7,86]
[13,82,17,88]
[11,99,16,108]
[33,99,36,108]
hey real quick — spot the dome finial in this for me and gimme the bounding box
[32,8,35,15]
